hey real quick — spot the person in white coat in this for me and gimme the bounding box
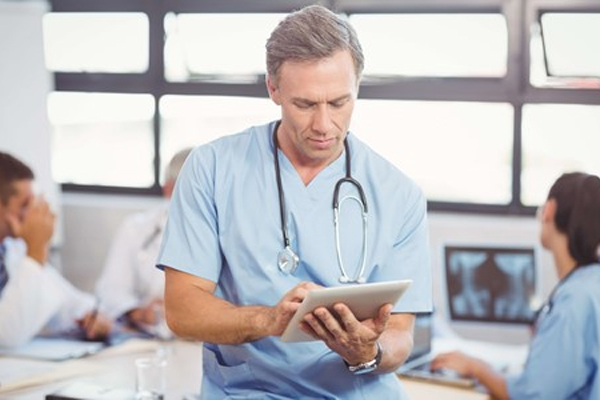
[95,148,191,338]
[0,152,112,348]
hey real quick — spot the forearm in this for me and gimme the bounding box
[164,267,280,344]
[470,359,510,400]
[377,334,413,373]
[376,327,413,373]
[165,289,274,344]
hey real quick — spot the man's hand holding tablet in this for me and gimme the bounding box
[281,280,412,343]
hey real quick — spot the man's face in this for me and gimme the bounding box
[267,49,359,168]
[0,179,34,238]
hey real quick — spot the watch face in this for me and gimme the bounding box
[347,341,382,375]
[352,364,378,375]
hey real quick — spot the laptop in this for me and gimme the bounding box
[397,313,477,388]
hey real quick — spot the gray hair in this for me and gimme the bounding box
[163,147,192,184]
[266,5,364,84]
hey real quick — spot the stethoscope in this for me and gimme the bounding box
[533,266,579,329]
[272,122,369,284]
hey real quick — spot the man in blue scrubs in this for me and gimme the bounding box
[158,5,432,399]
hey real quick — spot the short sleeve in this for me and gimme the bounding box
[157,146,222,282]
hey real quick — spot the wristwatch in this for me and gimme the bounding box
[344,341,382,375]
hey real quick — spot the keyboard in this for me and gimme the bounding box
[399,361,477,389]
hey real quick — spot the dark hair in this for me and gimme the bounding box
[0,152,34,205]
[266,5,364,84]
[548,172,600,266]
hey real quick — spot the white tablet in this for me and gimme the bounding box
[280,279,412,342]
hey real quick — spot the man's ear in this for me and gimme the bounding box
[266,75,281,105]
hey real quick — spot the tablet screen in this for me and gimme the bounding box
[281,280,412,342]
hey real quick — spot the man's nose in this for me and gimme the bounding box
[312,105,333,135]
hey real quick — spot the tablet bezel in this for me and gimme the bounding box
[280,279,413,342]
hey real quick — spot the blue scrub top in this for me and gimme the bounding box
[158,121,433,399]
[507,264,600,399]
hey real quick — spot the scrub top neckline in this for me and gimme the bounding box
[269,120,350,197]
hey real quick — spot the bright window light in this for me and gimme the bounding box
[48,92,155,187]
[522,104,600,206]
[43,12,149,73]
[350,13,508,78]
[164,13,285,82]
[351,100,514,204]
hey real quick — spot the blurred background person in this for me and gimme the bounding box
[95,148,192,338]
[431,172,600,400]
[0,151,111,347]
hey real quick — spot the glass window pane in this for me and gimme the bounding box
[43,13,149,73]
[48,92,155,187]
[159,95,280,175]
[351,101,514,203]
[521,104,600,206]
[541,13,600,78]
[350,14,507,78]
[529,22,551,88]
[164,13,285,82]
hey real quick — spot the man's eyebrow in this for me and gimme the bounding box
[328,94,352,103]
[291,97,315,105]
[291,94,352,104]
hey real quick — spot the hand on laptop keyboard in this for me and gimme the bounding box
[400,356,477,388]
[429,351,484,387]
[433,367,463,379]
[401,367,476,388]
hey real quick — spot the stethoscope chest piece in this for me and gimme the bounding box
[278,246,300,275]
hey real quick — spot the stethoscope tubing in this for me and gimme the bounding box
[272,121,369,283]
[334,194,368,283]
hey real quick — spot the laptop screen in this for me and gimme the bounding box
[406,313,432,362]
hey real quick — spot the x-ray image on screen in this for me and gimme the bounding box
[444,245,537,324]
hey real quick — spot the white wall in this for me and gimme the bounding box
[0,0,62,242]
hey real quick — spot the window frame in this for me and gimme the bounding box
[49,0,600,215]
[534,2,600,80]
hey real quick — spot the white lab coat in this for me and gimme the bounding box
[0,238,95,348]
[95,205,167,319]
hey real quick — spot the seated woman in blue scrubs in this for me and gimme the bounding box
[432,172,600,400]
